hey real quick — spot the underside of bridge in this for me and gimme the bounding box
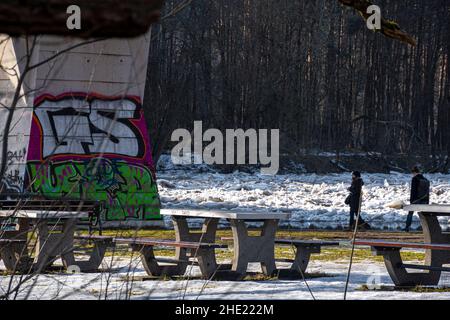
[0,0,164,38]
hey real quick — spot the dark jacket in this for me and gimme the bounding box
[410,174,430,204]
[348,177,364,211]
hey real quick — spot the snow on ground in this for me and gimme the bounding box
[2,257,450,300]
[157,155,450,230]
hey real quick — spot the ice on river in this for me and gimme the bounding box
[157,155,450,230]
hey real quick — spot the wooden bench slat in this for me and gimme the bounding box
[0,239,26,243]
[275,239,340,246]
[0,198,102,219]
[77,235,228,250]
[1,206,98,210]
[74,235,114,241]
[400,263,450,272]
[0,199,101,212]
[154,257,199,265]
[354,239,450,251]
[1,200,98,203]
[114,237,227,249]
[221,237,340,247]
[0,210,91,218]
[276,258,295,263]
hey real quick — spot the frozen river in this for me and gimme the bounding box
[157,156,450,230]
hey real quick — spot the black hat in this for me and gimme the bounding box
[352,171,361,177]
[411,166,420,174]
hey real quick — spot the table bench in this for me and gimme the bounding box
[0,198,105,272]
[75,235,229,278]
[352,204,450,287]
[0,239,30,271]
[161,209,291,279]
[354,239,450,286]
[114,237,228,278]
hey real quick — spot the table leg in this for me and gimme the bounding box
[376,213,450,287]
[34,219,77,271]
[230,219,278,278]
[59,222,113,272]
[0,217,32,272]
[288,244,321,275]
[173,216,218,242]
[172,216,220,278]
[2,217,110,273]
[61,238,113,272]
[131,244,189,277]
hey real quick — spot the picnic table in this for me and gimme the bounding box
[354,204,450,286]
[0,199,109,273]
[161,209,291,279]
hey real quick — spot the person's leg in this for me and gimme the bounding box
[349,210,355,228]
[355,212,371,229]
[356,212,365,224]
[405,211,414,232]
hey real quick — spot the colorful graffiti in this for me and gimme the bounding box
[25,93,160,221]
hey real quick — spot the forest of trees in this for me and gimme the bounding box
[144,0,450,162]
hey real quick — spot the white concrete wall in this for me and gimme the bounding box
[0,36,38,193]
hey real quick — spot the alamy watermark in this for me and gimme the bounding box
[64,4,382,32]
[366,5,382,31]
[171,121,280,175]
[66,5,81,30]
[365,265,382,290]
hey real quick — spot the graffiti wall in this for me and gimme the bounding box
[0,36,161,224]
[25,93,160,221]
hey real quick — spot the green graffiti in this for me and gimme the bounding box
[27,158,160,221]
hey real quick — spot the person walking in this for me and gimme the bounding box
[405,166,430,232]
[345,171,369,230]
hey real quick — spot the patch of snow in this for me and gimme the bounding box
[3,257,450,300]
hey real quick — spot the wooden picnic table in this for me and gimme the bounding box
[355,204,450,286]
[0,202,109,273]
[161,209,291,279]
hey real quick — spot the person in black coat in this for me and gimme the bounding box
[346,171,369,229]
[405,166,430,232]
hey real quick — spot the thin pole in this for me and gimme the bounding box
[343,190,363,300]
